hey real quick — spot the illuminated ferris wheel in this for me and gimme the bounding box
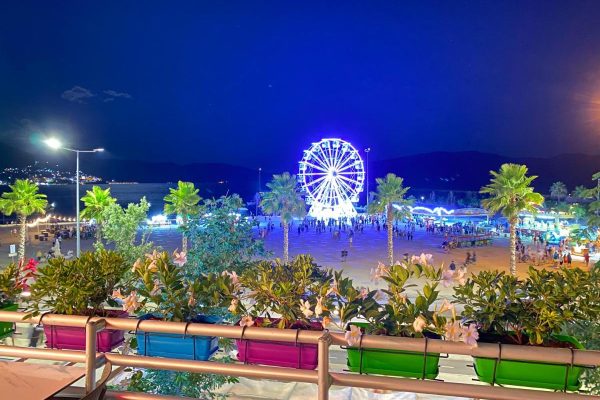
[298,138,365,219]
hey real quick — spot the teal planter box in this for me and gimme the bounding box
[345,322,440,379]
[136,314,220,361]
[0,303,17,340]
[473,335,585,391]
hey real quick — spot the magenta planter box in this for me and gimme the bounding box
[44,310,129,352]
[235,319,322,370]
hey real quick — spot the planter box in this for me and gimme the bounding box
[235,318,322,370]
[136,314,220,361]
[0,303,18,340]
[44,310,129,352]
[473,335,585,391]
[347,348,440,379]
[345,323,440,379]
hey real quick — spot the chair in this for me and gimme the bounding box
[51,360,113,400]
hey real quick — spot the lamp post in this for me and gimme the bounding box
[364,148,371,208]
[44,138,104,257]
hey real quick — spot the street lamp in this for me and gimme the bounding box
[44,137,104,257]
[364,148,371,208]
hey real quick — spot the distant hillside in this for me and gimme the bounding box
[372,151,600,194]
[1,141,598,199]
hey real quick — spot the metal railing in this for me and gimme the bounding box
[0,310,598,400]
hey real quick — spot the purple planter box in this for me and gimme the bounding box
[44,310,129,352]
[235,318,322,370]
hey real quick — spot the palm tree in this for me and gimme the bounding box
[586,172,600,234]
[260,172,306,264]
[0,179,48,260]
[480,164,544,276]
[80,186,116,244]
[164,181,201,252]
[368,173,412,265]
[572,185,590,200]
[550,181,568,203]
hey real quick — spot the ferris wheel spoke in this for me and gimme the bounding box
[335,177,356,198]
[302,172,328,176]
[337,161,360,173]
[304,175,327,187]
[312,179,330,203]
[338,174,361,185]
[316,146,333,169]
[303,161,328,173]
[333,149,350,169]
[309,149,330,170]
[332,179,350,204]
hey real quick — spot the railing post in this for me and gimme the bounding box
[317,331,332,400]
[85,319,105,392]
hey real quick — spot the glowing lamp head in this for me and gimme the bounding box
[44,137,62,149]
[94,148,105,152]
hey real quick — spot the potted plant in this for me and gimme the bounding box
[227,254,334,370]
[27,250,130,351]
[454,266,600,391]
[0,258,37,339]
[120,250,233,361]
[342,257,476,379]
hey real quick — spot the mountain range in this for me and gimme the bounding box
[2,141,598,200]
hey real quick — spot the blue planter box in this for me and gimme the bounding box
[136,314,220,361]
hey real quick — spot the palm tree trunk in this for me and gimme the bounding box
[18,214,27,261]
[181,216,188,253]
[509,220,517,276]
[283,221,289,264]
[387,204,394,265]
[95,224,102,247]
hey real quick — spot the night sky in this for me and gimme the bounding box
[1,1,600,171]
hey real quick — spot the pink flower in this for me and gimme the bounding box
[314,296,324,316]
[412,315,427,333]
[122,291,140,313]
[173,250,187,267]
[359,287,369,300]
[370,262,388,283]
[228,299,238,313]
[111,288,125,300]
[239,316,254,327]
[437,299,454,314]
[145,250,161,262]
[444,321,461,342]
[188,292,196,307]
[441,269,455,287]
[300,300,314,318]
[322,316,331,330]
[132,258,142,273]
[222,270,240,287]
[373,289,386,302]
[345,325,362,346]
[461,323,479,346]
[326,279,340,297]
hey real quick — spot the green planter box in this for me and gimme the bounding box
[0,303,18,340]
[473,335,585,391]
[345,322,440,379]
[347,347,440,379]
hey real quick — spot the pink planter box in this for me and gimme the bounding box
[235,319,322,370]
[44,310,129,352]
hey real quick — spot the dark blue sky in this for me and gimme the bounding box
[1,1,599,170]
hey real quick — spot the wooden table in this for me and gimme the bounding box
[0,361,85,399]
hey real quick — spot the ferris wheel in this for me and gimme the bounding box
[298,138,365,220]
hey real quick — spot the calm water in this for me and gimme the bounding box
[0,183,174,217]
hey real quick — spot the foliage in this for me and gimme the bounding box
[367,173,412,264]
[163,181,201,251]
[124,250,233,321]
[454,267,600,345]
[563,321,600,394]
[550,181,568,202]
[27,250,128,316]
[572,185,590,200]
[260,172,306,224]
[126,366,237,399]
[0,179,48,259]
[260,172,306,263]
[186,194,266,278]
[98,197,154,265]
[229,255,333,329]
[480,164,544,222]
[80,186,116,242]
[0,259,37,307]
[480,164,544,275]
